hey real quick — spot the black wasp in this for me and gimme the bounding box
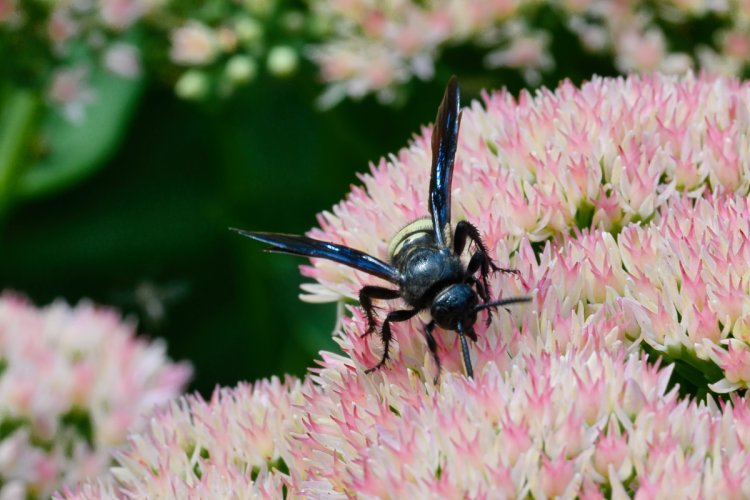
[234,76,529,380]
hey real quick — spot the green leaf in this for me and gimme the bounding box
[17,69,143,200]
[0,86,39,216]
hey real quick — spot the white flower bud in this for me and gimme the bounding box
[267,46,298,77]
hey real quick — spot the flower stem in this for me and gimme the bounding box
[0,86,39,221]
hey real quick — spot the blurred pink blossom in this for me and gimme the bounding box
[309,0,750,104]
[170,22,220,66]
[13,0,750,109]
[616,27,668,72]
[103,43,142,78]
[0,0,16,23]
[47,66,97,123]
[100,0,146,30]
[0,294,191,498]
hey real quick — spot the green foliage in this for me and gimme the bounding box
[60,407,95,449]
[17,70,143,201]
[642,342,726,403]
[0,87,39,218]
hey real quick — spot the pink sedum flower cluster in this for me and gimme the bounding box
[309,0,553,105]
[61,351,750,497]
[59,378,303,498]
[309,0,750,105]
[9,0,750,111]
[0,294,191,498]
[63,73,750,496]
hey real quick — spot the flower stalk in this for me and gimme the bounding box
[0,85,39,221]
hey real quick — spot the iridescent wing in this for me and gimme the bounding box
[233,229,400,284]
[428,75,461,248]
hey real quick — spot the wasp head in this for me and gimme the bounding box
[430,283,479,330]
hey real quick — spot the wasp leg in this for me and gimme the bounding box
[466,253,490,301]
[466,250,496,327]
[424,321,442,384]
[359,286,401,337]
[456,221,519,326]
[455,221,497,305]
[365,308,419,374]
[466,274,495,328]
[454,221,517,274]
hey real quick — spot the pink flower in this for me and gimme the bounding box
[170,22,219,66]
[615,27,667,72]
[720,29,750,59]
[60,74,750,496]
[58,378,302,498]
[538,453,576,498]
[710,340,750,392]
[309,0,748,103]
[47,66,97,123]
[0,0,16,22]
[309,0,535,105]
[593,420,632,480]
[308,76,750,393]
[47,10,78,46]
[62,348,750,497]
[485,27,553,84]
[103,43,142,78]
[0,294,190,498]
[100,0,145,30]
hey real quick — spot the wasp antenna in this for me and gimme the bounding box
[473,296,530,313]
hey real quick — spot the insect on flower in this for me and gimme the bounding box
[233,76,529,380]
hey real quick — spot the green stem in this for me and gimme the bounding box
[0,87,39,219]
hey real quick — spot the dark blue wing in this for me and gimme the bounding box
[429,75,461,248]
[232,229,401,284]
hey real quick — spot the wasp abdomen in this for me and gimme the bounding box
[387,217,435,259]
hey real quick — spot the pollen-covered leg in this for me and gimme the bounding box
[359,286,401,337]
[424,321,441,383]
[365,308,419,374]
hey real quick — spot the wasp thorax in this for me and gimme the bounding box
[430,283,479,330]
